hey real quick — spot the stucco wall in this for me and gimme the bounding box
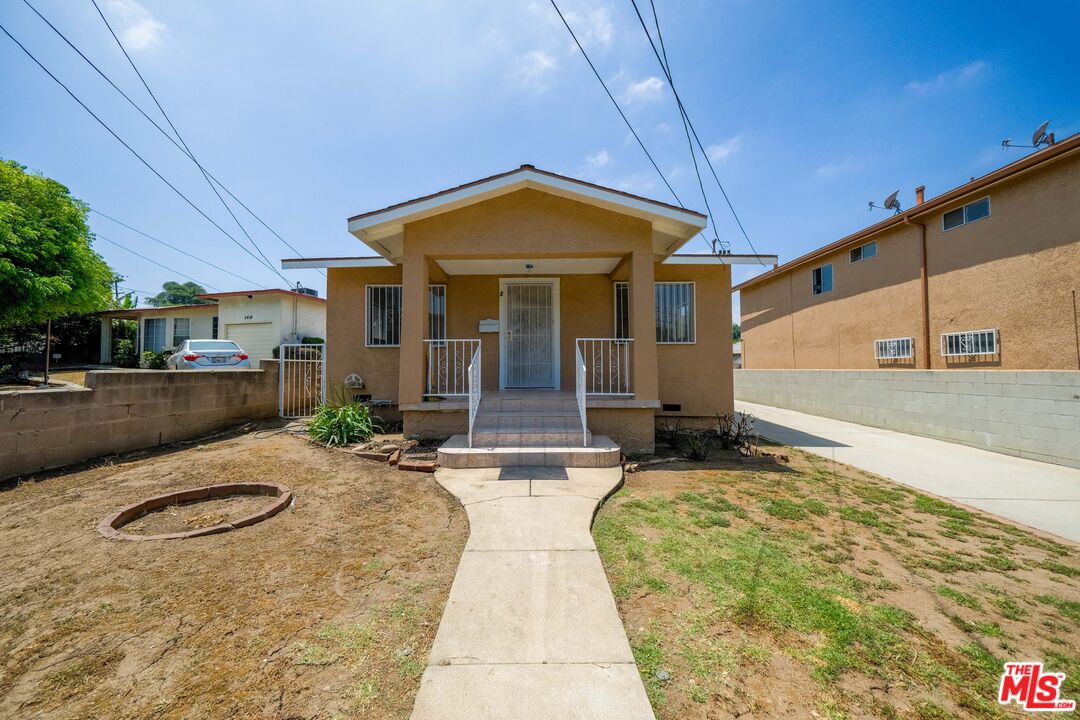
[734,369,1080,468]
[740,152,1080,370]
[1,365,279,481]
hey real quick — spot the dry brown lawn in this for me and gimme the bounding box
[0,427,466,719]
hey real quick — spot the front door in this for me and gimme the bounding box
[501,280,558,388]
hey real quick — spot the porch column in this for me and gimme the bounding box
[398,252,429,406]
[99,317,112,364]
[630,248,659,401]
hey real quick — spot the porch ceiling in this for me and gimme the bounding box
[434,257,620,276]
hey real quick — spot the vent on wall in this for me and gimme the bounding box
[662,403,682,412]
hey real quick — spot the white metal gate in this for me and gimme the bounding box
[504,282,555,388]
[279,343,326,418]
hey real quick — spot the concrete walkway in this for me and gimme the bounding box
[738,401,1080,543]
[411,466,654,720]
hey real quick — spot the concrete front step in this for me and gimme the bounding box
[471,429,592,447]
[437,434,620,468]
[479,399,579,413]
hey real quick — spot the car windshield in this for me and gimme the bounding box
[188,341,241,352]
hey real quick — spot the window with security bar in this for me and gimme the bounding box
[655,282,695,344]
[874,336,913,360]
[429,285,446,341]
[172,318,190,348]
[614,282,630,339]
[366,285,448,347]
[940,329,998,357]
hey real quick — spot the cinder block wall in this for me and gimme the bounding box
[735,369,1080,469]
[1,363,279,481]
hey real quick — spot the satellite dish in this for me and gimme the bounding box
[1032,120,1051,147]
[883,190,901,214]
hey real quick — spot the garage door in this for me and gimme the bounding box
[224,323,277,369]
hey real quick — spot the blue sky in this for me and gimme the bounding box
[2,1,1078,319]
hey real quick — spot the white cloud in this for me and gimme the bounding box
[516,50,556,91]
[565,6,614,49]
[585,149,610,168]
[814,156,861,179]
[106,0,166,52]
[705,135,741,162]
[621,76,664,104]
[614,172,656,194]
[906,60,988,93]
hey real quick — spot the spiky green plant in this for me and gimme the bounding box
[307,390,381,447]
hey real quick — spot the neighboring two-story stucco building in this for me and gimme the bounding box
[736,132,1080,371]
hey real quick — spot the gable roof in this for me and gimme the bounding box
[347,165,708,261]
[734,131,1080,293]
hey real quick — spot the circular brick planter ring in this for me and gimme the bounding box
[97,483,293,541]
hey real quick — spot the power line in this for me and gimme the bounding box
[95,234,220,291]
[19,0,323,277]
[88,0,286,282]
[645,0,721,252]
[0,22,291,283]
[628,0,766,264]
[548,0,683,206]
[91,209,267,288]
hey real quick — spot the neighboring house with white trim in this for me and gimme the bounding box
[97,289,326,368]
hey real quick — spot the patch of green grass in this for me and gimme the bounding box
[690,512,731,529]
[631,628,668,709]
[914,495,974,521]
[991,597,1026,621]
[973,621,1006,638]
[854,485,910,506]
[760,498,807,520]
[803,499,830,516]
[839,507,882,527]
[1043,649,1080,696]
[290,641,339,666]
[935,585,981,610]
[1040,560,1080,578]
[912,552,984,574]
[915,700,955,719]
[1036,594,1080,624]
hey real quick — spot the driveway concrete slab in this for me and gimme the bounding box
[413,465,652,719]
[428,550,635,665]
[738,401,1080,543]
[411,663,654,720]
[463,496,600,551]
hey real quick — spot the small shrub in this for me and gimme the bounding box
[715,412,755,455]
[139,350,169,369]
[685,433,713,461]
[301,336,325,344]
[308,400,380,446]
[657,418,683,448]
[113,339,138,368]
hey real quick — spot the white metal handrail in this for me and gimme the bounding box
[424,339,481,397]
[575,343,587,447]
[576,338,634,395]
[467,343,482,448]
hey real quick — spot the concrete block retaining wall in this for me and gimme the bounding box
[1,362,279,481]
[735,369,1080,469]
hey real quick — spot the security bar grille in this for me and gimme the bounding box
[655,282,695,344]
[366,285,402,346]
[425,338,480,397]
[874,337,914,360]
[940,329,998,357]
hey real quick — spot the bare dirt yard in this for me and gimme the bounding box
[0,426,466,720]
[596,448,1080,720]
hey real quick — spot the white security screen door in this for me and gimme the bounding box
[504,281,556,388]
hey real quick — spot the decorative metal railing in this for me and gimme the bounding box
[467,343,482,448]
[278,343,326,418]
[424,339,481,397]
[575,343,588,447]
[576,338,634,396]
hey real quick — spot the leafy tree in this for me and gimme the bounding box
[0,159,113,326]
[147,280,211,307]
[732,323,741,342]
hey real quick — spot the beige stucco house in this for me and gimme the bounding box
[285,165,774,456]
[98,289,326,368]
[736,132,1080,370]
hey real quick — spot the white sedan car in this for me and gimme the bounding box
[166,339,251,370]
